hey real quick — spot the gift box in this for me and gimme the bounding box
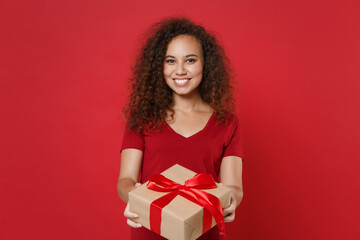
[128,164,232,240]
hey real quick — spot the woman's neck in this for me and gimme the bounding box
[171,90,210,112]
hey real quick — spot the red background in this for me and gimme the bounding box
[1,0,359,239]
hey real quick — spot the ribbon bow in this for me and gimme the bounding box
[146,173,225,235]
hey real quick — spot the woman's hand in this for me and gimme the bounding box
[123,183,142,228]
[223,189,237,222]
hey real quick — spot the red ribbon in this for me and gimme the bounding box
[146,173,225,236]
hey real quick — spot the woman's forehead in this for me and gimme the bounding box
[166,35,203,56]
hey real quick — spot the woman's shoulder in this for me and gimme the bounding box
[212,110,240,132]
[124,116,165,134]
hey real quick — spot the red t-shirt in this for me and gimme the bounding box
[121,112,243,240]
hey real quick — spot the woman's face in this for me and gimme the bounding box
[163,35,204,97]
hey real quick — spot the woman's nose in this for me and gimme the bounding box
[175,63,186,75]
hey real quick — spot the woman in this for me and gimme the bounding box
[117,17,243,239]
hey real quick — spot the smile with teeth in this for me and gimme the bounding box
[173,78,191,86]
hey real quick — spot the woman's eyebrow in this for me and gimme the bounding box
[165,54,199,58]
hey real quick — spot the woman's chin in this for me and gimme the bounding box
[171,88,201,97]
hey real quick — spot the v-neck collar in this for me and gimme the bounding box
[165,111,215,140]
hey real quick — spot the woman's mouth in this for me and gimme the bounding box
[173,78,191,87]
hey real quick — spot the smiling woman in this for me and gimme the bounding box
[163,35,204,95]
[117,17,243,240]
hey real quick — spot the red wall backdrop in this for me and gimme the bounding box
[1,0,359,239]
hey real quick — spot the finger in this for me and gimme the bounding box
[124,204,139,219]
[222,205,236,216]
[127,218,142,228]
[135,182,141,187]
[124,210,139,219]
[224,212,235,222]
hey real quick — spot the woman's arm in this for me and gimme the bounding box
[117,148,143,228]
[117,148,143,202]
[219,156,243,222]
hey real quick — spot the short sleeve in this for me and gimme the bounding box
[120,126,144,152]
[222,120,244,160]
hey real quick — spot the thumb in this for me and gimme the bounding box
[135,182,141,187]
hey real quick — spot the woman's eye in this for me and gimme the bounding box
[186,58,196,63]
[165,59,175,63]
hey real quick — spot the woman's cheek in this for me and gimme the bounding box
[190,64,203,76]
[163,66,171,78]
